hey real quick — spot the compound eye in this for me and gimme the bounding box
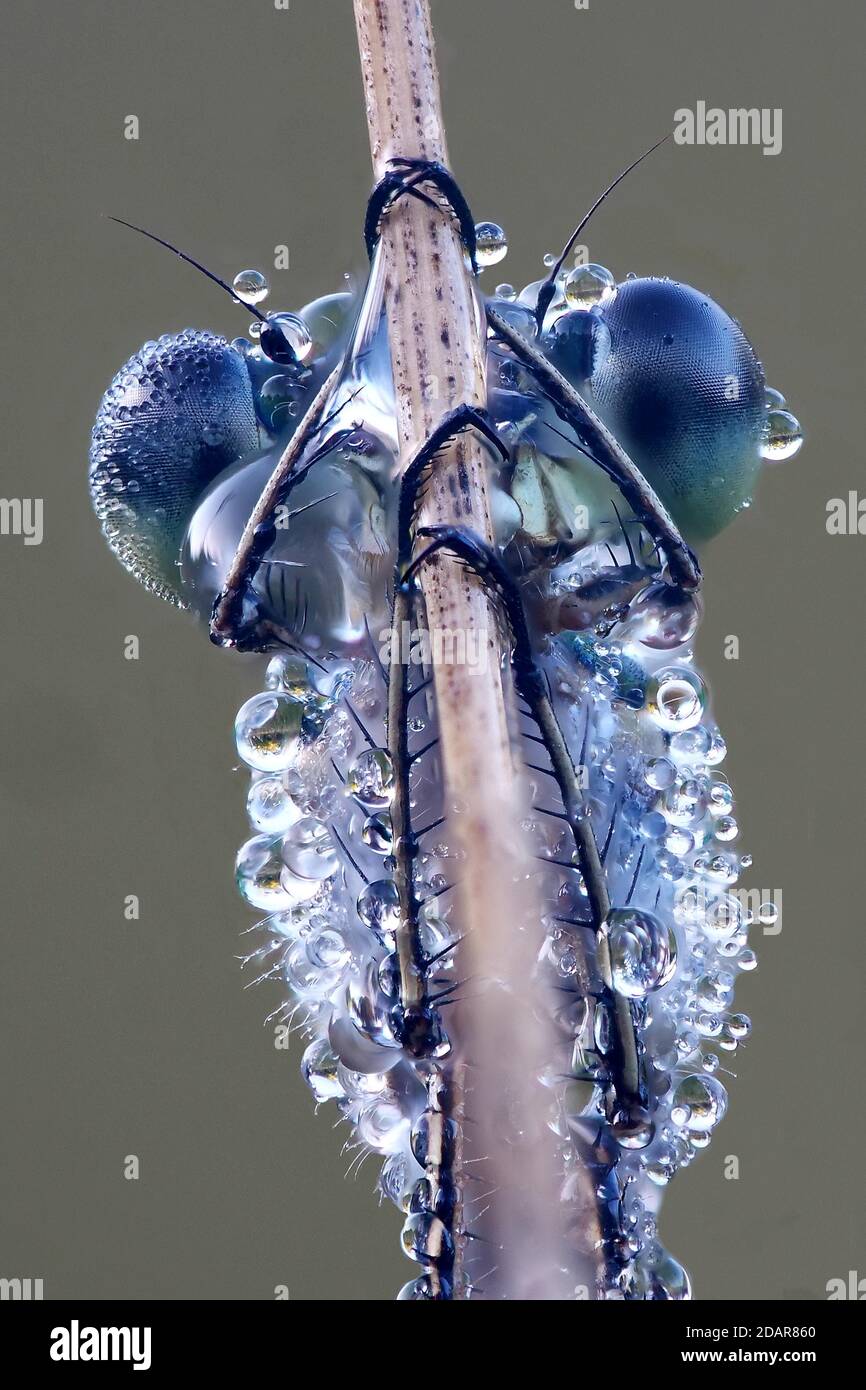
[89,330,260,604]
[588,278,766,541]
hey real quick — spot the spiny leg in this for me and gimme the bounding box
[389,404,508,1050]
[404,524,646,1128]
[389,408,510,1298]
[209,365,345,649]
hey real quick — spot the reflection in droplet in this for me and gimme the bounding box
[761,408,803,462]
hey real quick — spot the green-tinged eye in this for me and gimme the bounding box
[585,278,767,541]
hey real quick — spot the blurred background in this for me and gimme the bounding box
[0,0,861,1299]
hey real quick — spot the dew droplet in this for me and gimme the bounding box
[357,879,401,940]
[629,582,701,650]
[645,756,676,791]
[611,1107,655,1150]
[281,817,338,882]
[703,893,744,941]
[247,774,302,834]
[235,692,304,771]
[347,748,395,808]
[761,409,803,462]
[232,268,270,305]
[362,812,393,854]
[630,1247,692,1300]
[671,1074,727,1133]
[261,311,313,364]
[235,834,290,910]
[300,1038,343,1102]
[646,668,707,732]
[563,263,616,311]
[606,907,677,998]
[474,221,508,267]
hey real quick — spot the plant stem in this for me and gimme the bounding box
[353,0,600,1299]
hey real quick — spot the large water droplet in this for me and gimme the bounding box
[235,692,304,771]
[247,774,302,834]
[347,748,394,808]
[261,311,313,364]
[232,268,270,305]
[362,812,393,853]
[300,1038,343,1102]
[563,263,616,310]
[235,834,290,910]
[629,583,701,650]
[630,1247,692,1300]
[357,879,401,940]
[281,817,338,882]
[646,668,707,731]
[475,221,508,267]
[671,1073,727,1132]
[606,907,677,998]
[761,408,803,462]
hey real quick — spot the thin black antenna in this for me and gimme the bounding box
[106,216,269,323]
[533,133,671,332]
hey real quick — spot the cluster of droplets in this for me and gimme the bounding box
[533,530,763,1298]
[760,385,803,461]
[234,651,462,1297]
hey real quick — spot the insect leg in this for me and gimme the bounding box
[210,363,343,649]
[388,405,508,1051]
[486,305,702,594]
[364,157,479,271]
[404,524,646,1123]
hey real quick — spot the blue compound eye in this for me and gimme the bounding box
[587,278,765,541]
[89,330,261,604]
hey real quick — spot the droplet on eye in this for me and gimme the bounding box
[760,408,803,461]
[474,220,508,267]
[232,268,270,305]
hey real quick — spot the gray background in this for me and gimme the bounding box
[0,0,861,1300]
